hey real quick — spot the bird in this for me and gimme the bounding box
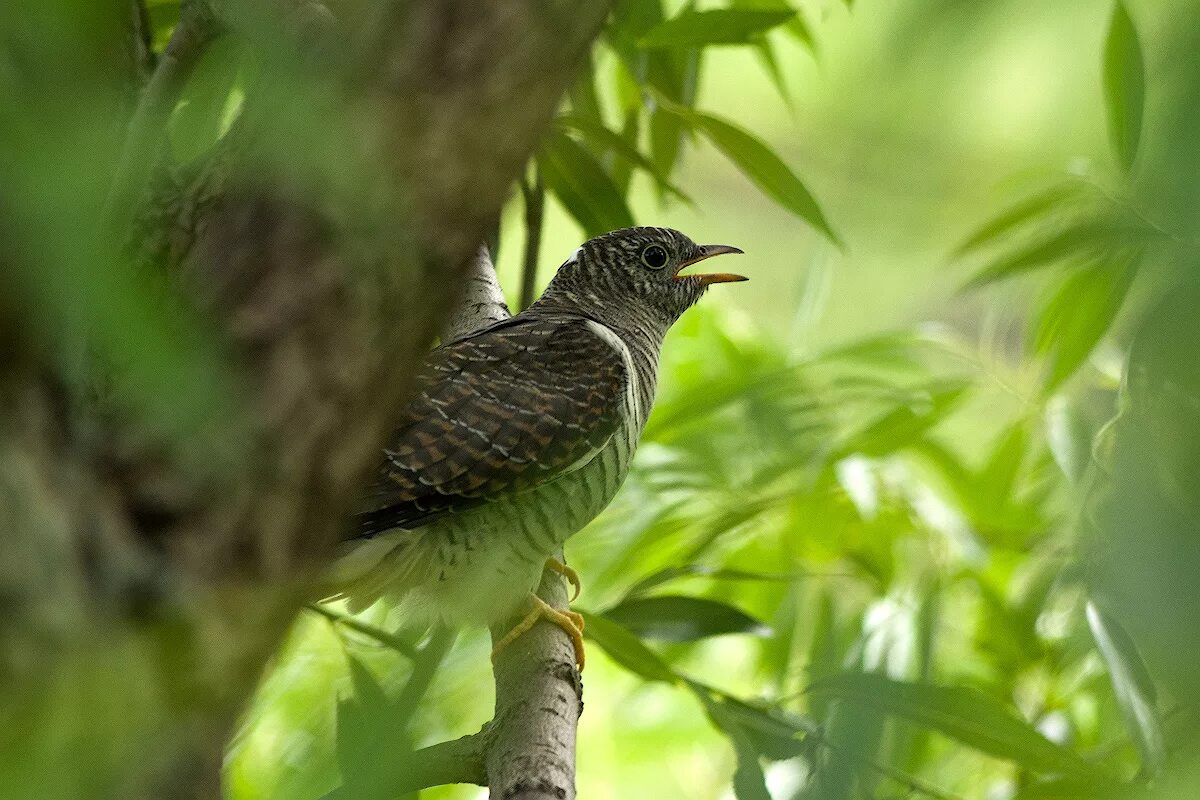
[330,226,745,668]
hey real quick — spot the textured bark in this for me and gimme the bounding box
[447,249,584,800]
[488,562,583,800]
[0,1,611,797]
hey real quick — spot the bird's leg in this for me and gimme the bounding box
[543,557,582,601]
[491,593,586,671]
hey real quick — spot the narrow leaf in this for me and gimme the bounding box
[845,382,969,458]
[1086,602,1164,774]
[953,183,1086,256]
[1032,257,1136,392]
[808,673,1095,776]
[639,9,795,48]
[603,595,772,642]
[538,131,634,235]
[580,611,678,683]
[623,564,804,599]
[1103,1,1145,171]
[964,216,1143,288]
[685,110,839,243]
[554,115,693,203]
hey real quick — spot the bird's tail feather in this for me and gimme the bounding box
[318,531,432,613]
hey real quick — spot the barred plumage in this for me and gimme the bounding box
[331,227,744,624]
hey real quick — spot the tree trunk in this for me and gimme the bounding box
[0,2,612,797]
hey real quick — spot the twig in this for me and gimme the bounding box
[320,731,488,799]
[306,603,419,659]
[807,729,967,800]
[518,167,545,311]
[391,625,456,727]
[487,554,583,800]
[441,245,512,343]
[106,0,222,227]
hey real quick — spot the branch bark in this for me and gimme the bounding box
[0,2,611,797]
[448,246,583,799]
[487,559,584,800]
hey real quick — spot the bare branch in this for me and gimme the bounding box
[488,558,583,800]
[442,245,512,342]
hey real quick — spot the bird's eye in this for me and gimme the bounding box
[640,244,669,270]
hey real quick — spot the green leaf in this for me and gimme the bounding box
[602,595,772,642]
[580,611,679,683]
[1103,1,1145,172]
[169,37,241,164]
[964,215,1143,288]
[623,564,804,599]
[1086,602,1164,774]
[538,130,634,235]
[808,673,1096,776]
[639,9,795,48]
[844,382,969,457]
[683,110,839,243]
[336,657,404,798]
[1032,257,1135,392]
[953,183,1087,256]
[692,683,814,760]
[554,115,693,203]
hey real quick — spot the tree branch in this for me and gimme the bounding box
[0,1,613,797]
[107,0,222,227]
[488,558,583,800]
[446,237,583,799]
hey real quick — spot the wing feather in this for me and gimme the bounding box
[353,316,627,538]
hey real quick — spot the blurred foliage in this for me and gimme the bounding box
[4,0,1200,798]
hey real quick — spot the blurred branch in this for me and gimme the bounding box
[106,0,222,226]
[519,166,545,311]
[323,732,487,799]
[0,0,612,796]
[306,604,419,659]
[129,0,156,78]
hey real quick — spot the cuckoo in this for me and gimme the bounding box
[332,227,745,668]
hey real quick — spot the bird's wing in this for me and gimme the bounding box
[352,316,627,537]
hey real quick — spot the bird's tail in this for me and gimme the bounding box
[318,530,433,614]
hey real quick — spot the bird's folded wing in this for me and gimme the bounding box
[352,316,627,537]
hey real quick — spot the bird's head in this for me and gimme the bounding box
[539,227,746,330]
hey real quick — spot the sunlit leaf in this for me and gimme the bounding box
[580,611,678,683]
[623,564,804,598]
[639,9,795,48]
[538,130,635,235]
[1103,1,1145,172]
[603,595,772,641]
[1033,256,1136,392]
[953,183,1087,256]
[692,683,814,761]
[808,673,1096,776]
[682,110,839,243]
[843,382,969,457]
[554,115,693,202]
[1086,602,1164,774]
[964,215,1143,288]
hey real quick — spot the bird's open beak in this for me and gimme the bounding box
[673,244,747,286]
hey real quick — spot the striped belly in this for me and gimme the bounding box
[402,420,637,624]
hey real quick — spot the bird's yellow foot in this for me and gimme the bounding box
[491,593,586,671]
[543,557,582,601]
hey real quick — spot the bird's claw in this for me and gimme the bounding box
[491,593,586,671]
[544,557,582,601]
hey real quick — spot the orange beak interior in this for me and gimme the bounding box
[673,244,747,285]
